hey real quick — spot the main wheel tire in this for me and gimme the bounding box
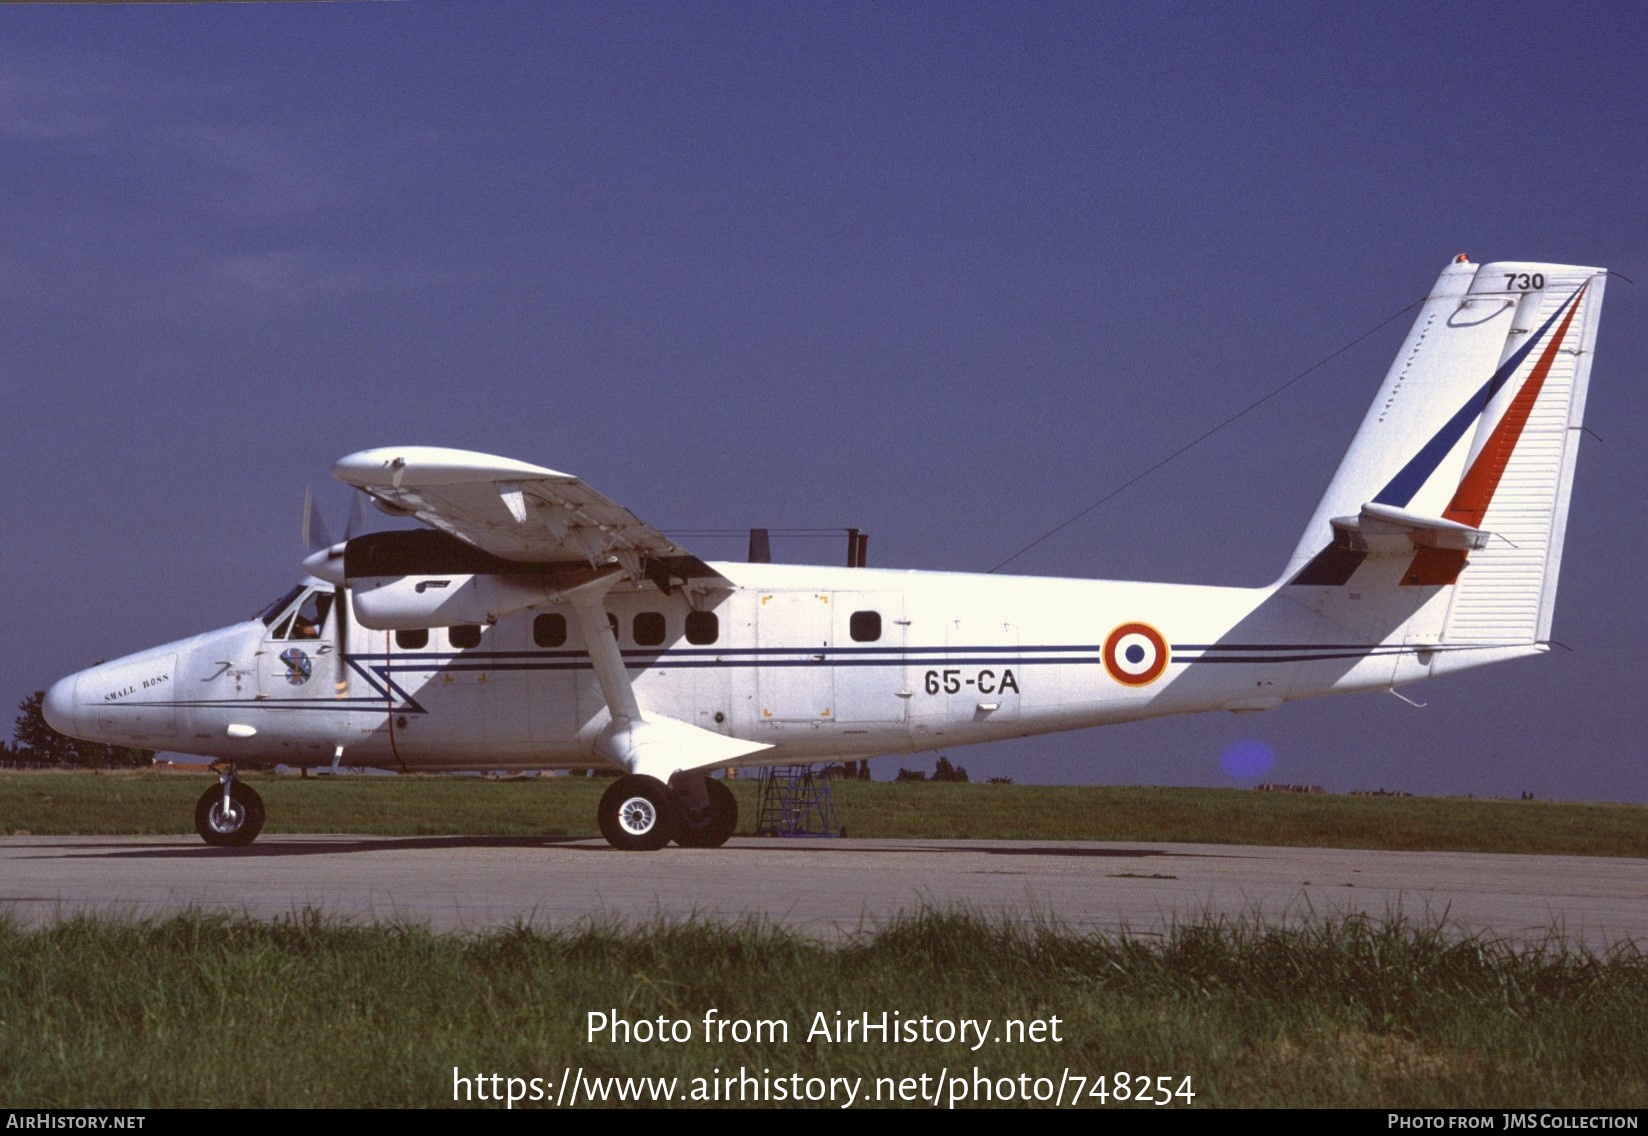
[597,775,678,851]
[674,777,737,849]
[194,782,265,848]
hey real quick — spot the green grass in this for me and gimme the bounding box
[1,910,1643,1108]
[2,771,1644,857]
[5,775,1644,1108]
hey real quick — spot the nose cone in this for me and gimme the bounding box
[43,673,80,738]
[301,542,348,586]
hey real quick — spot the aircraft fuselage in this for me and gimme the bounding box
[46,559,1525,774]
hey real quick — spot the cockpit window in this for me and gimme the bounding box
[258,585,306,627]
[267,588,335,640]
[291,591,333,640]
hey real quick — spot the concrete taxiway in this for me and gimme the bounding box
[3,835,1644,947]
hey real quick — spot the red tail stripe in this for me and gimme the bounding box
[1443,284,1587,528]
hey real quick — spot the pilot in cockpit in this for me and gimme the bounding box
[260,586,331,640]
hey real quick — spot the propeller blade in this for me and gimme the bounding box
[344,489,370,541]
[302,487,335,552]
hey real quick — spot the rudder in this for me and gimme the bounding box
[1438,263,1605,644]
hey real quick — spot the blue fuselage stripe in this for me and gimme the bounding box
[110,638,1420,716]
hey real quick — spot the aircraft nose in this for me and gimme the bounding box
[43,673,80,738]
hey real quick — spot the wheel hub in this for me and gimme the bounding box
[617,796,657,836]
[208,802,245,834]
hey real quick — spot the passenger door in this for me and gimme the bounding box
[832,591,907,724]
[256,587,335,700]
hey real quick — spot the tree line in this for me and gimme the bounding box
[4,691,154,768]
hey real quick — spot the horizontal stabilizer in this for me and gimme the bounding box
[1330,502,1490,554]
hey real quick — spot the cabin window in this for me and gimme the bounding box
[633,611,666,647]
[533,613,567,648]
[685,610,719,645]
[395,628,429,650]
[850,610,882,643]
[449,624,482,649]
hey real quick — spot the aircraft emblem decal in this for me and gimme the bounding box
[1103,622,1168,686]
[279,648,313,686]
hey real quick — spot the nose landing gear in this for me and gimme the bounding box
[195,768,265,847]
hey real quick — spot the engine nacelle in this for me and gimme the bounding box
[342,529,570,630]
[350,572,561,630]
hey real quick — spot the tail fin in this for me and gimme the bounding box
[1285,256,1607,650]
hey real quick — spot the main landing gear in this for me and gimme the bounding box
[194,766,265,848]
[183,764,733,851]
[597,774,737,851]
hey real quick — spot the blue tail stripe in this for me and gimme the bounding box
[1371,288,1577,507]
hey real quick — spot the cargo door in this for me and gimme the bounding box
[757,591,834,722]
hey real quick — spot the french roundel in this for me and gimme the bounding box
[1103,622,1168,686]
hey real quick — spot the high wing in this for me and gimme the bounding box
[333,446,768,783]
[333,446,727,590]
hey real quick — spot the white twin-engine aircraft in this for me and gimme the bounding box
[44,257,1607,850]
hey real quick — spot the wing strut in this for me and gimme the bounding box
[555,568,772,781]
[559,567,642,726]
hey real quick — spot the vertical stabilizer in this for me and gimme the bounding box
[1284,257,1606,654]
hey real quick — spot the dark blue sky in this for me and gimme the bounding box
[6,3,1644,801]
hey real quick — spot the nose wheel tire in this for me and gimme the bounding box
[194,782,266,848]
[674,777,738,848]
[598,775,678,851]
